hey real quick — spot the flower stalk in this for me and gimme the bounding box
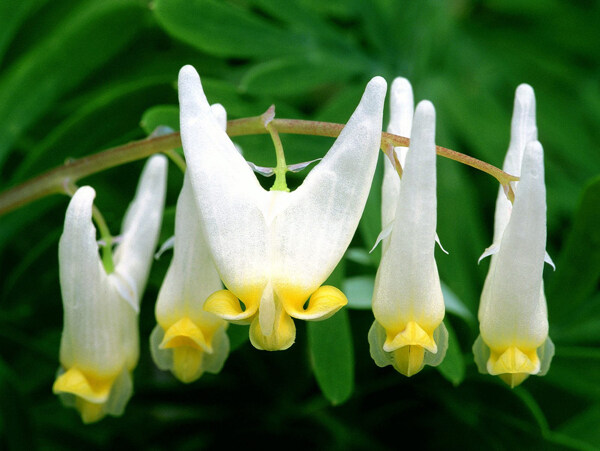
[0,114,518,217]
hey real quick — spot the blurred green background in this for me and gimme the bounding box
[1,0,599,449]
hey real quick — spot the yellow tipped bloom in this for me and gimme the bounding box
[474,85,554,388]
[54,156,167,423]
[150,104,229,383]
[369,82,448,377]
[178,65,386,350]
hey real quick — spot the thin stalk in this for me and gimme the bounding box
[0,115,518,217]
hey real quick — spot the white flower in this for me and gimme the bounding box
[53,155,167,423]
[474,85,554,388]
[369,89,448,377]
[150,104,230,383]
[178,65,386,351]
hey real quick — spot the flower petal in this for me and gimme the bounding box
[179,65,269,303]
[112,154,167,312]
[58,187,124,375]
[490,84,537,245]
[480,141,548,350]
[269,76,386,298]
[372,101,445,336]
[155,174,224,327]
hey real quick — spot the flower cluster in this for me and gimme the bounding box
[54,65,553,423]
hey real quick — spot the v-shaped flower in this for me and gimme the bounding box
[178,65,386,350]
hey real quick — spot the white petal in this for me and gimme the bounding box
[58,187,124,374]
[480,141,548,349]
[373,101,444,330]
[490,84,537,246]
[387,77,414,167]
[382,78,414,251]
[112,154,167,310]
[179,65,269,300]
[155,174,223,326]
[269,76,386,296]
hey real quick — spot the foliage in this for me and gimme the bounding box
[0,0,599,449]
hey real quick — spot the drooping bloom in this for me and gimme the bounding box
[53,155,167,423]
[178,65,386,351]
[369,94,448,377]
[474,85,554,387]
[150,104,230,383]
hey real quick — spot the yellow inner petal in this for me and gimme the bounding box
[499,373,530,388]
[249,307,296,351]
[392,345,425,377]
[172,347,205,384]
[282,285,347,321]
[487,345,540,377]
[384,321,437,353]
[53,367,116,404]
[76,398,107,424]
[160,317,210,352]
[204,289,258,324]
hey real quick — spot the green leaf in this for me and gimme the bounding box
[557,404,600,450]
[153,0,304,58]
[0,0,44,65]
[240,55,359,97]
[342,275,374,310]
[0,0,148,170]
[436,320,465,386]
[141,105,180,135]
[441,281,476,327]
[543,346,600,401]
[307,309,354,405]
[548,176,600,323]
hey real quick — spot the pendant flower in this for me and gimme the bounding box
[369,90,448,377]
[150,104,230,383]
[178,65,386,351]
[53,155,167,423]
[474,85,554,387]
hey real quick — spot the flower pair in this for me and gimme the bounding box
[53,155,167,423]
[474,85,554,387]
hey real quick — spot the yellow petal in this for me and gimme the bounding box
[383,321,437,353]
[53,367,116,404]
[499,373,530,388]
[487,346,540,376]
[282,285,347,321]
[160,317,210,352]
[249,309,296,351]
[204,289,258,324]
[172,347,205,384]
[75,398,107,424]
[391,345,425,377]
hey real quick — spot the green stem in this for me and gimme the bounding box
[91,205,115,274]
[0,115,518,217]
[267,123,289,192]
[164,149,187,173]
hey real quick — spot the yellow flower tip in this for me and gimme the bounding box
[76,398,107,424]
[249,309,296,351]
[160,317,211,352]
[204,289,257,323]
[499,372,530,388]
[487,346,540,376]
[383,321,437,353]
[392,345,426,377]
[52,367,115,404]
[283,285,348,321]
[172,347,205,383]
